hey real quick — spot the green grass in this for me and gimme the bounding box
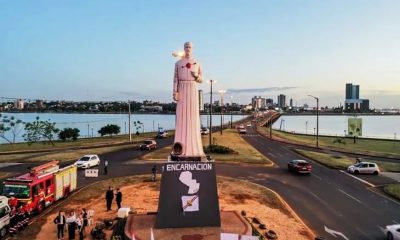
[258,127,400,158]
[0,132,175,163]
[294,149,400,172]
[0,132,172,152]
[142,129,273,165]
[384,184,400,201]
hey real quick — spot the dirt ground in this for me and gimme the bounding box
[33,177,314,240]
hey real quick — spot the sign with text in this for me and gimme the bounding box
[156,162,220,228]
[84,169,99,178]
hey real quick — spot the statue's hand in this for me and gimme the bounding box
[173,92,179,101]
[191,71,202,83]
[191,71,198,79]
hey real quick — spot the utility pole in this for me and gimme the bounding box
[208,80,216,146]
[218,90,226,135]
[308,95,319,148]
[128,100,131,142]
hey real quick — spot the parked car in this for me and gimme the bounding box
[288,160,312,174]
[384,224,400,240]
[75,154,101,169]
[347,162,380,175]
[156,130,168,138]
[246,123,252,127]
[200,127,210,135]
[140,139,157,150]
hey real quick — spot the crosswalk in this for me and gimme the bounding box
[240,134,259,137]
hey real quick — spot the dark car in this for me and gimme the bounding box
[288,160,312,174]
[140,139,157,150]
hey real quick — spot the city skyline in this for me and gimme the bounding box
[1,1,399,108]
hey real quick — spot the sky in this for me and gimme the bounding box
[1,0,399,108]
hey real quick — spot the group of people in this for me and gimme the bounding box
[105,187,123,211]
[54,208,88,240]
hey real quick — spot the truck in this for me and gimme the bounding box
[0,196,11,237]
[2,161,77,213]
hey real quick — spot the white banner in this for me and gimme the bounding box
[85,169,99,178]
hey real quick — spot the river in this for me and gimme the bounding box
[0,113,248,143]
[272,115,400,139]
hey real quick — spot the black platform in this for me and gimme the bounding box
[155,161,221,228]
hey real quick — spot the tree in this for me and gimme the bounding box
[23,116,60,145]
[98,124,120,137]
[59,128,80,141]
[0,114,24,144]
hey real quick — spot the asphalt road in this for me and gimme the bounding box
[1,130,399,240]
[235,126,400,240]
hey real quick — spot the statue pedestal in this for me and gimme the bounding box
[124,211,251,240]
[155,161,220,228]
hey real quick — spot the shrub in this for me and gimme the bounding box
[204,144,237,154]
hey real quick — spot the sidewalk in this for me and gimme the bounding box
[381,172,400,183]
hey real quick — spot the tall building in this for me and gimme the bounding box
[251,96,266,110]
[36,100,44,109]
[14,99,24,110]
[277,94,286,109]
[266,98,274,109]
[345,83,369,112]
[198,90,204,111]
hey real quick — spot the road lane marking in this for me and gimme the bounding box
[324,225,350,240]
[339,170,376,187]
[338,189,363,204]
[394,220,399,224]
[368,187,400,207]
[311,173,322,180]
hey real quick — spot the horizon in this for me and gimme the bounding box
[1,1,399,108]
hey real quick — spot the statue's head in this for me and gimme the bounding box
[184,42,193,58]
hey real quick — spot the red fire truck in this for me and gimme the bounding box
[2,161,77,213]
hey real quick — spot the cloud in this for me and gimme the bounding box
[226,87,298,94]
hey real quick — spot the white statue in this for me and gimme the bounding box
[172,42,205,160]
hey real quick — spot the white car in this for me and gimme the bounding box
[200,127,210,135]
[384,224,400,240]
[246,123,252,127]
[75,155,101,169]
[347,162,380,175]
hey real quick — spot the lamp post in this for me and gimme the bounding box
[308,95,319,148]
[306,121,309,134]
[218,90,226,135]
[230,95,233,129]
[207,80,216,146]
[128,100,131,142]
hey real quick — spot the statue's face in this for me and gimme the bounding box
[184,43,192,57]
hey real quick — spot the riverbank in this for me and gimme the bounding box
[257,127,400,159]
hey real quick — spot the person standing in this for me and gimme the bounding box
[115,188,122,209]
[66,211,77,240]
[53,211,66,240]
[151,165,157,182]
[81,208,88,237]
[105,186,114,211]
[104,160,108,175]
[76,216,83,240]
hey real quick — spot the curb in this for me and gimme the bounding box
[237,179,317,239]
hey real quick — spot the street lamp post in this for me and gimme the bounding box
[128,100,131,142]
[208,80,216,146]
[306,121,308,134]
[308,95,319,148]
[218,90,226,135]
[230,96,233,129]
